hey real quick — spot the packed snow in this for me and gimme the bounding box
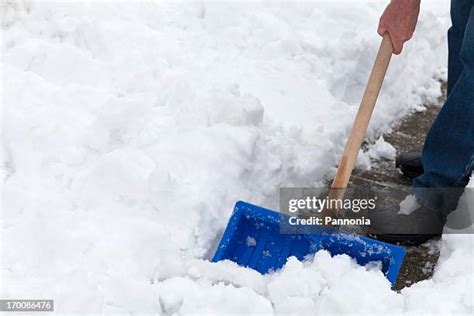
[367,136,397,161]
[1,0,472,314]
[246,236,257,247]
[398,194,421,216]
[357,136,397,171]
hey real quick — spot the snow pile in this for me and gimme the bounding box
[357,136,397,171]
[155,235,473,315]
[2,0,471,314]
[158,251,402,315]
[368,136,397,161]
[401,235,473,314]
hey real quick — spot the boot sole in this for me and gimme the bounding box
[368,233,441,246]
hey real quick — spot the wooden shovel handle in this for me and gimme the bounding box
[331,33,394,189]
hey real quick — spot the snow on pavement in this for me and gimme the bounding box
[1,0,472,314]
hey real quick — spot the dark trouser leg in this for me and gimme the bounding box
[447,0,473,94]
[413,1,474,214]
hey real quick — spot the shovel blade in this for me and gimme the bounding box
[212,201,406,287]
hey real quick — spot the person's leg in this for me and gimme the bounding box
[413,2,474,213]
[368,1,474,245]
[395,0,472,180]
[447,0,473,94]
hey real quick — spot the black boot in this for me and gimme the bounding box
[367,203,445,246]
[396,152,423,179]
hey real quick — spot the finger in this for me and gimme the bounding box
[393,42,403,55]
[377,26,387,37]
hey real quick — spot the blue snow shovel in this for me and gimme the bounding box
[213,34,406,286]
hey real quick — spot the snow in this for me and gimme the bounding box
[401,234,474,314]
[357,136,397,171]
[155,252,403,314]
[398,194,421,216]
[246,236,257,247]
[1,0,472,314]
[368,136,397,161]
